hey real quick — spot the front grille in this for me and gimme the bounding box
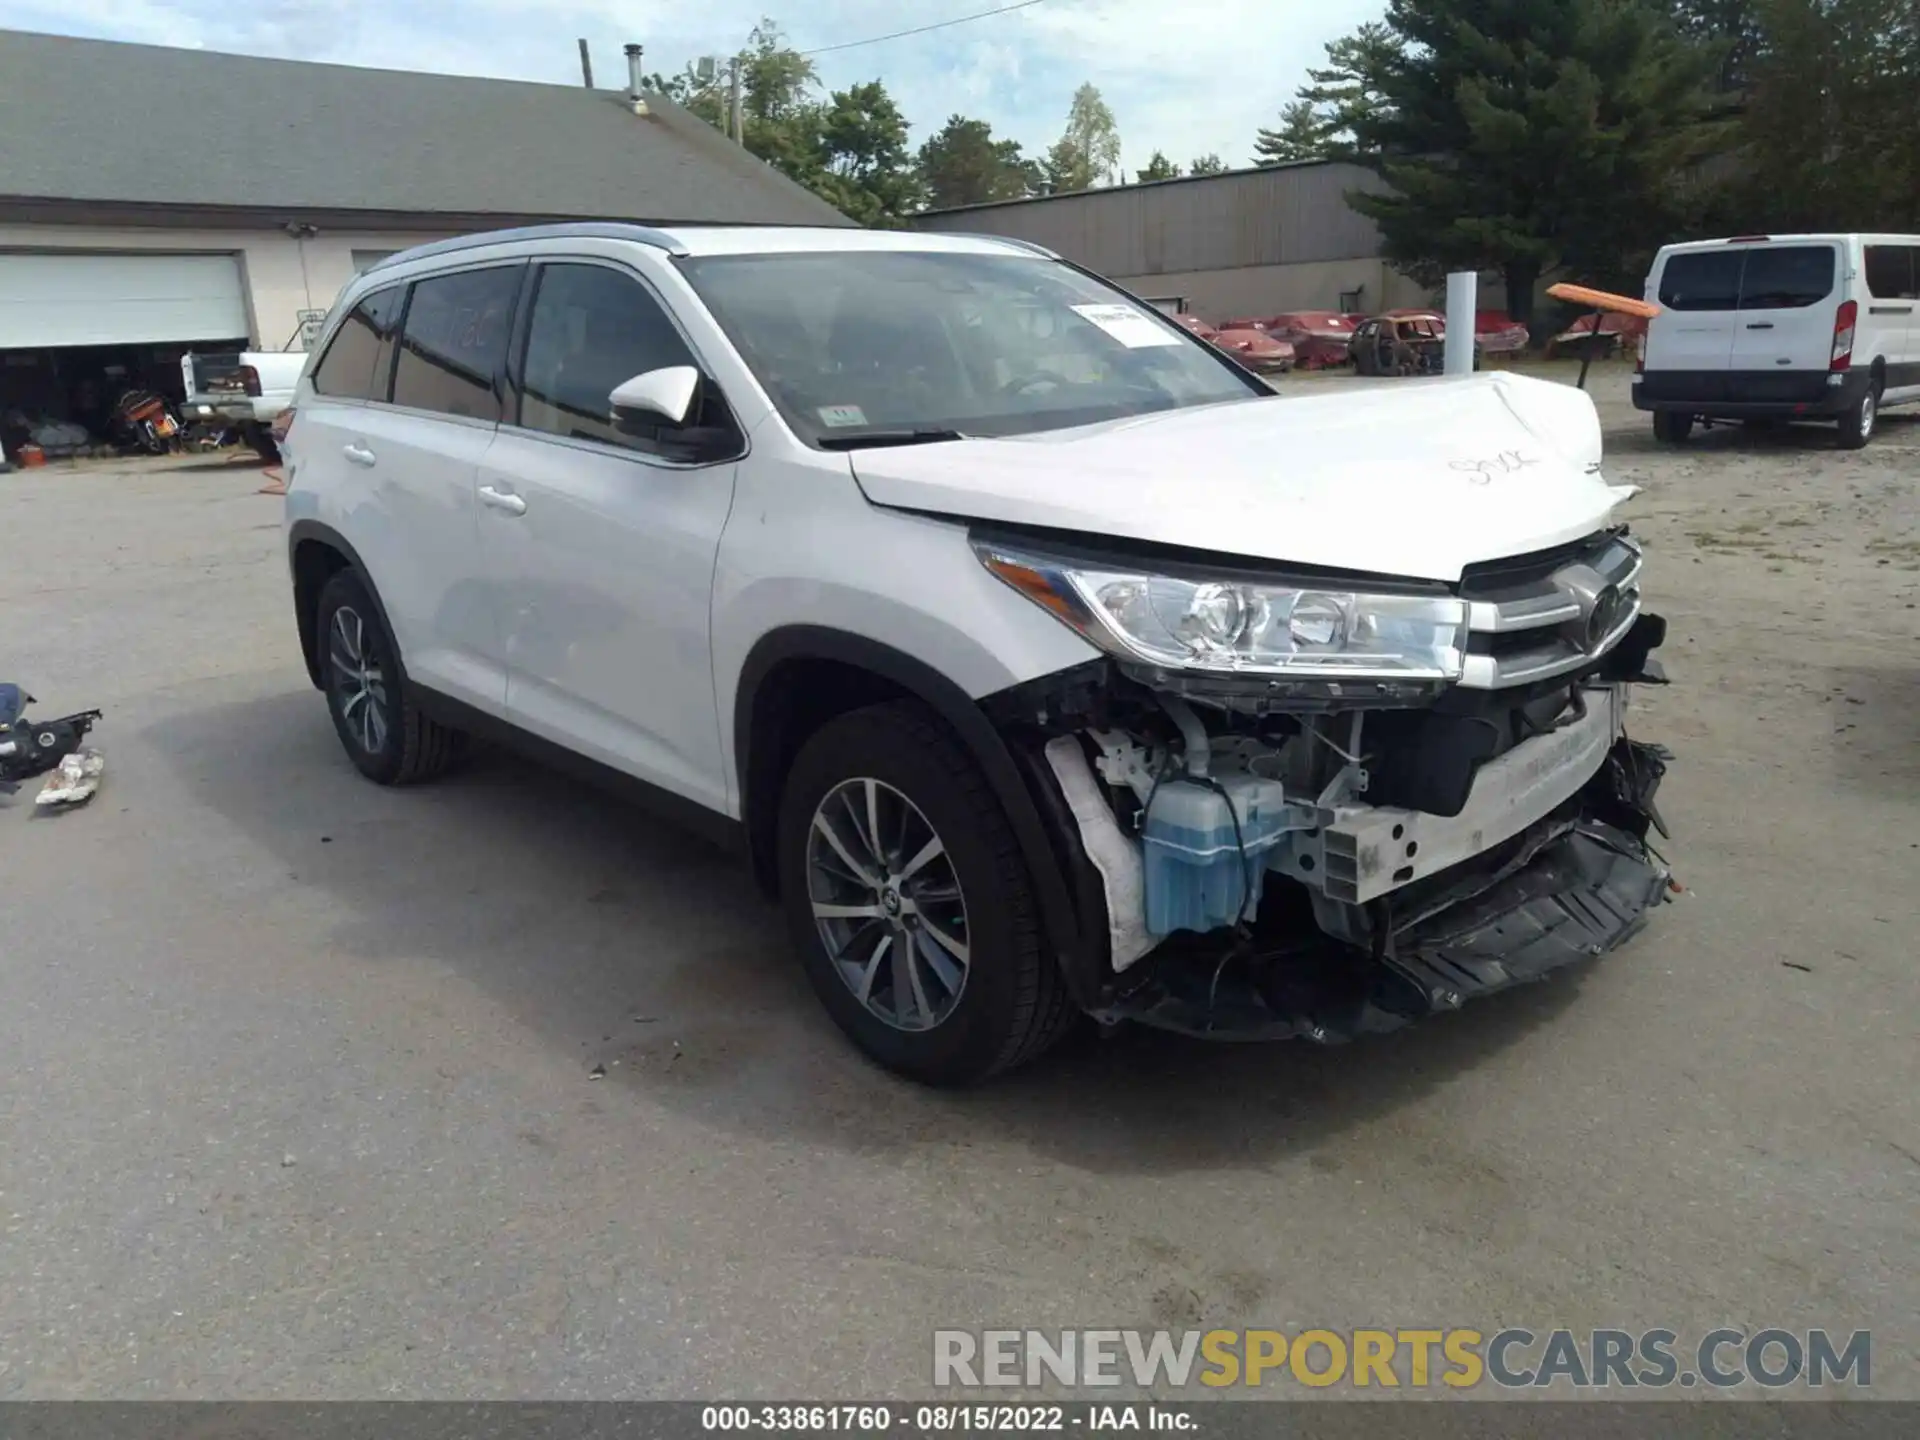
[1457,531,1642,689]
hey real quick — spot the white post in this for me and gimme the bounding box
[1444,271,1478,376]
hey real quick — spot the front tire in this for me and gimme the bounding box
[776,701,1075,1086]
[1653,410,1695,444]
[1837,380,1878,450]
[314,570,465,785]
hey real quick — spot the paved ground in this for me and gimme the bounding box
[2,371,1915,1400]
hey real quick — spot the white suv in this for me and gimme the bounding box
[283,224,1675,1085]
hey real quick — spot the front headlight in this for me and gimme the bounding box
[976,541,1469,681]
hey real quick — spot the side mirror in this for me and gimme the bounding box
[609,365,700,432]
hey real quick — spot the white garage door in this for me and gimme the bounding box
[0,252,250,349]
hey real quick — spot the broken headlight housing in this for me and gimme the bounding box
[976,540,1469,681]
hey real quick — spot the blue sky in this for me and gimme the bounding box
[14,0,1389,176]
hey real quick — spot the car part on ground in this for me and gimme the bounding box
[0,683,102,795]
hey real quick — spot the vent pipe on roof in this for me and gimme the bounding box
[624,43,648,113]
[578,38,593,89]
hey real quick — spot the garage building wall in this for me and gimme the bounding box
[0,223,446,352]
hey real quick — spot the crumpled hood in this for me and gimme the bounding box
[850,372,1631,583]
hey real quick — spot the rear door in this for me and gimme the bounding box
[1646,245,1743,373]
[1864,241,1920,403]
[348,263,523,711]
[1729,240,1841,375]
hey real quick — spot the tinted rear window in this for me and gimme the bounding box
[1737,246,1836,309]
[1658,251,1742,311]
[310,285,404,399]
[1658,245,1838,312]
[392,266,522,421]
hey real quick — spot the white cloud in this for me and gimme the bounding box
[9,0,1389,175]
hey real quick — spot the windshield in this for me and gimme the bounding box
[677,249,1265,446]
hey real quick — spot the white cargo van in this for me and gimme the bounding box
[1634,233,1920,448]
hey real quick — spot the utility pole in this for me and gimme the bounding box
[729,55,744,145]
[577,38,593,89]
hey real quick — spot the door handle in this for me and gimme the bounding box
[479,485,527,516]
[1745,322,1774,330]
[342,442,377,467]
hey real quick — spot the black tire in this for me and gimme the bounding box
[1652,411,1694,444]
[1836,379,1879,450]
[776,701,1076,1086]
[314,570,465,785]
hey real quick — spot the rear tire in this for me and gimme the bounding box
[1652,411,1694,444]
[315,570,466,786]
[776,701,1076,1086]
[1836,380,1878,450]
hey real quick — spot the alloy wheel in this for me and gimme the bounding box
[328,605,391,755]
[806,777,970,1033]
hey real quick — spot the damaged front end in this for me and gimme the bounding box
[977,526,1676,1043]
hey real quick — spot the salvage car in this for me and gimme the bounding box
[1171,315,1295,373]
[1476,311,1531,358]
[1237,311,1356,370]
[284,224,1673,1086]
[1547,311,1648,360]
[1211,325,1296,374]
[1352,313,1447,376]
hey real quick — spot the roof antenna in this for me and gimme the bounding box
[577,38,593,89]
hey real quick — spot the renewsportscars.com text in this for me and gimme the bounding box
[933,1327,1872,1391]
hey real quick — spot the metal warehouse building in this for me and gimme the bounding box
[912,160,1435,323]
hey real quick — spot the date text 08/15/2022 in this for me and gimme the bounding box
[700,1406,1187,1433]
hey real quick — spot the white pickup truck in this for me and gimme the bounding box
[180,349,306,458]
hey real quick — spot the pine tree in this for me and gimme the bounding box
[1340,0,1730,320]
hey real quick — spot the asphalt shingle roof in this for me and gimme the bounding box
[0,29,852,227]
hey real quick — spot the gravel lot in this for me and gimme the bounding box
[2,367,1915,1399]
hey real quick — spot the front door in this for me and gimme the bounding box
[476,259,740,815]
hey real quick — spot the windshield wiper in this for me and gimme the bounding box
[816,427,970,451]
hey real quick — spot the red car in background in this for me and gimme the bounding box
[1239,311,1357,370]
[1475,311,1531,357]
[1173,314,1297,374]
[1212,325,1295,374]
[1384,308,1531,359]
[1545,310,1649,359]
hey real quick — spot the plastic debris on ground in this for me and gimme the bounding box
[35,749,105,808]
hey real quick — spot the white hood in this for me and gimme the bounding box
[849,372,1632,583]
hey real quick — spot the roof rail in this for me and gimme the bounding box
[366,222,690,272]
[918,230,1059,260]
